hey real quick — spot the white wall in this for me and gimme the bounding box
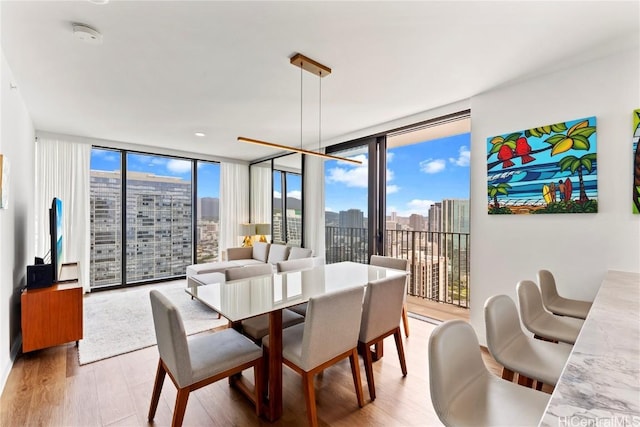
[469,48,640,344]
[0,52,35,391]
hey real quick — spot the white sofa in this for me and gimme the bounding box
[186,242,313,285]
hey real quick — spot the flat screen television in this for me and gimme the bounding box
[50,197,63,283]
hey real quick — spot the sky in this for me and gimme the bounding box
[91,132,470,214]
[325,133,471,217]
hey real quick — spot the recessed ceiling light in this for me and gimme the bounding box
[194,132,206,137]
[88,0,109,4]
[72,23,103,44]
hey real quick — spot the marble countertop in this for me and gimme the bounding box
[540,270,640,427]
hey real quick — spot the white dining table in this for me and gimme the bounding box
[186,261,408,421]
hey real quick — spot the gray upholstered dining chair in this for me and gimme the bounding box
[484,294,571,388]
[276,257,315,316]
[538,269,592,319]
[262,286,366,427]
[358,275,407,401]
[516,280,584,345]
[429,320,550,427]
[148,290,263,427]
[370,255,411,338]
[225,264,305,342]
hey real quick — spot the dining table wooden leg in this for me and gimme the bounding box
[265,309,283,422]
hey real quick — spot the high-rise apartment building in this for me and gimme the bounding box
[441,199,469,233]
[409,213,425,231]
[339,209,365,228]
[428,202,442,232]
[90,170,193,287]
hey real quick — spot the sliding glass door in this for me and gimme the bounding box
[323,111,471,307]
[324,142,372,264]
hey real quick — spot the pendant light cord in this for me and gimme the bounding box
[300,62,303,151]
[319,71,322,153]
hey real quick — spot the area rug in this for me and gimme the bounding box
[78,280,227,365]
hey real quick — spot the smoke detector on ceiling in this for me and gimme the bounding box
[72,23,103,44]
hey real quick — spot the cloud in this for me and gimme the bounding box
[167,159,191,173]
[419,158,446,174]
[287,190,301,200]
[386,185,399,194]
[449,145,470,167]
[387,199,436,218]
[327,162,368,188]
[386,152,394,162]
[406,199,437,216]
[273,190,282,199]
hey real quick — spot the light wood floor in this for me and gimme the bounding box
[1,311,549,426]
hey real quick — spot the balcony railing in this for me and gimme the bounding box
[325,226,470,308]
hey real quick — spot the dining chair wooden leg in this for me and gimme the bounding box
[172,387,190,427]
[253,361,263,416]
[302,372,318,427]
[393,327,408,376]
[359,342,376,401]
[501,367,515,382]
[349,349,365,408]
[148,359,166,421]
[373,341,384,361]
[261,346,270,405]
[401,304,410,338]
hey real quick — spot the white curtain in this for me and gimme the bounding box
[35,138,91,292]
[219,162,249,260]
[303,154,325,258]
[250,163,272,223]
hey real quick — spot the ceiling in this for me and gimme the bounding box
[2,1,638,163]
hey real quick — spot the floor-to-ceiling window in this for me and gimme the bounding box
[272,154,303,246]
[89,148,123,288]
[324,111,471,307]
[386,126,470,307]
[324,143,370,263]
[195,161,220,263]
[125,153,193,282]
[89,148,220,289]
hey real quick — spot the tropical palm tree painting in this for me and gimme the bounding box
[487,116,598,214]
[633,109,640,214]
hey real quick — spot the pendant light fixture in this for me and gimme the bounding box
[238,53,362,165]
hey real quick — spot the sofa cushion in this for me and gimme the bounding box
[252,242,270,262]
[186,261,241,277]
[288,247,313,260]
[267,244,290,264]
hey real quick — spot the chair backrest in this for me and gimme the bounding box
[537,269,560,307]
[428,320,487,422]
[225,263,273,281]
[370,255,409,271]
[299,286,365,371]
[277,257,314,273]
[267,244,290,264]
[251,242,270,262]
[288,247,313,260]
[149,290,192,388]
[359,275,406,343]
[517,279,548,326]
[484,295,526,359]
